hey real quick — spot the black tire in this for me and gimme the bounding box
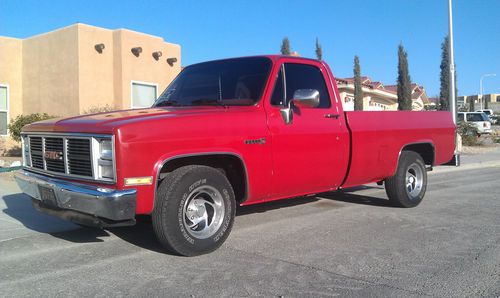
[152,165,236,256]
[385,151,427,208]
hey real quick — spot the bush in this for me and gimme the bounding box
[82,104,116,115]
[8,113,56,142]
[457,121,481,146]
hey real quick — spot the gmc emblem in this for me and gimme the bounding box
[44,151,63,160]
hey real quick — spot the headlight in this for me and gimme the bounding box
[99,139,113,160]
[22,136,31,167]
[96,138,115,180]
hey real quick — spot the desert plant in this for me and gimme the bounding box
[397,43,412,110]
[8,113,56,142]
[315,38,323,60]
[353,55,363,111]
[82,104,116,115]
[457,121,481,146]
[280,37,291,55]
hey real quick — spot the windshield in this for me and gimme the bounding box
[154,57,272,107]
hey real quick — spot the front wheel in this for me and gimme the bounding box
[385,151,427,208]
[152,165,236,256]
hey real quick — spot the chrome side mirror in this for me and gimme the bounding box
[291,89,320,108]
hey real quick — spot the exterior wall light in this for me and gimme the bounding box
[152,51,162,60]
[167,57,177,66]
[94,43,105,53]
[131,47,142,57]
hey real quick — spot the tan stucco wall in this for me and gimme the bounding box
[113,29,181,109]
[22,25,80,117]
[77,24,181,112]
[77,24,115,112]
[2,23,181,118]
[0,37,23,121]
[0,37,23,151]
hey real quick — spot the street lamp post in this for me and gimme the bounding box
[479,73,496,110]
[448,0,456,124]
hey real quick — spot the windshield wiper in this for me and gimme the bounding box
[155,100,182,107]
[191,98,227,108]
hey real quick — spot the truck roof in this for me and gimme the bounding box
[186,55,323,68]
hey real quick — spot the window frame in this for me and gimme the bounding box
[269,61,332,109]
[130,80,159,109]
[0,84,9,137]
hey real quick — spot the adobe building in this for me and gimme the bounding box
[0,23,181,145]
[336,76,431,111]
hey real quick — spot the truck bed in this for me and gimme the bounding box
[341,111,455,188]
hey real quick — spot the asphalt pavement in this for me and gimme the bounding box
[0,150,499,297]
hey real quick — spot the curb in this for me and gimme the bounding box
[0,166,22,173]
[430,161,500,175]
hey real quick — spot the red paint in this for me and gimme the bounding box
[24,55,456,214]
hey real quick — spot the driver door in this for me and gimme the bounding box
[265,59,349,198]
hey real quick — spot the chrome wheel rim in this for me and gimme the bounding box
[182,185,225,239]
[406,163,423,199]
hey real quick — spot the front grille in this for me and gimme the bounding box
[29,137,44,169]
[27,135,95,179]
[45,138,65,173]
[67,139,93,177]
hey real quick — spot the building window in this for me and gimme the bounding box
[131,81,157,108]
[0,85,8,136]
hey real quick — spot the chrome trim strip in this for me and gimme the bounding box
[64,138,69,174]
[21,132,113,138]
[42,137,47,171]
[153,152,251,211]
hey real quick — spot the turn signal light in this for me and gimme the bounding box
[124,176,153,186]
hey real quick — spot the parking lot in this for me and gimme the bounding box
[1,150,499,297]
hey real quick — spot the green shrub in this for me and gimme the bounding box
[8,113,56,142]
[82,104,116,115]
[457,121,481,146]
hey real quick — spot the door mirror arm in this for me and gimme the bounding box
[280,100,293,125]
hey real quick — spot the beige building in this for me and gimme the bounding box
[0,23,181,142]
[336,76,430,111]
[458,94,500,108]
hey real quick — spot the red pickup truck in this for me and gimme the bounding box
[15,55,455,256]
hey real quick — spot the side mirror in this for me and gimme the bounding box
[291,89,320,108]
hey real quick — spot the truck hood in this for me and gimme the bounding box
[22,107,228,134]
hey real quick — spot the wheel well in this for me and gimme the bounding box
[158,154,248,203]
[402,143,435,165]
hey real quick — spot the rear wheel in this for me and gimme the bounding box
[385,151,427,208]
[152,165,236,256]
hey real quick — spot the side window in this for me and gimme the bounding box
[270,65,285,106]
[284,63,331,108]
[457,113,464,122]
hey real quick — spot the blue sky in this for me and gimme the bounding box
[1,0,499,97]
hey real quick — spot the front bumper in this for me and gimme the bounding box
[14,170,137,227]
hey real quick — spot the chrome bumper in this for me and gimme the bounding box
[14,170,136,222]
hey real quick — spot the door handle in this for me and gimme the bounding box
[324,114,340,119]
